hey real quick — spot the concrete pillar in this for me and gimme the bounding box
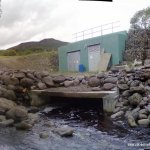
[102,88,119,113]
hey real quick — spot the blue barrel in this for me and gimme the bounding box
[79,64,85,72]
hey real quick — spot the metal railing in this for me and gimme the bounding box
[73,21,120,42]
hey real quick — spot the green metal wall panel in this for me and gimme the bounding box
[58,31,127,72]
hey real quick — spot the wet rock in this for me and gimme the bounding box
[42,76,55,87]
[104,77,118,84]
[52,125,74,137]
[44,121,56,128]
[28,107,39,113]
[64,81,74,87]
[88,77,100,87]
[0,98,16,111]
[0,115,6,122]
[111,111,124,119]
[0,119,14,127]
[117,84,129,90]
[37,82,47,90]
[27,113,39,125]
[127,115,137,127]
[20,78,34,88]
[15,121,32,130]
[138,119,150,127]
[139,100,147,108]
[103,83,115,90]
[39,132,49,139]
[128,93,143,107]
[131,107,140,120]
[53,75,66,83]
[6,106,28,122]
[7,85,16,90]
[0,108,5,115]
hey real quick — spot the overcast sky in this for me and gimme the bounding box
[0,0,149,49]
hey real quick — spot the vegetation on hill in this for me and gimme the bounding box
[0,38,68,56]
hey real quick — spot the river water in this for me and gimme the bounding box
[0,99,149,150]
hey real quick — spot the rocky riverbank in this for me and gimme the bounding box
[0,67,149,132]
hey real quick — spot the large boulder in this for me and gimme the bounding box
[88,77,101,87]
[138,119,150,127]
[104,77,118,84]
[117,84,129,90]
[0,98,16,111]
[42,76,55,87]
[52,125,74,137]
[64,81,74,87]
[13,72,25,79]
[111,111,124,119]
[103,83,115,90]
[130,86,145,94]
[53,75,66,83]
[20,78,34,88]
[127,114,137,127]
[128,93,143,107]
[6,106,28,122]
[37,82,47,90]
[1,76,19,85]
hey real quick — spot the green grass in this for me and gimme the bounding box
[0,51,58,72]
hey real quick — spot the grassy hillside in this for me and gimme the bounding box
[0,51,58,72]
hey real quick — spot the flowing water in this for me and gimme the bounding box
[0,99,149,150]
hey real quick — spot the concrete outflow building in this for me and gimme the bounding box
[58,31,127,72]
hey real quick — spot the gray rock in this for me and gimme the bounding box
[113,107,120,113]
[103,83,115,90]
[13,72,25,79]
[73,79,80,86]
[0,115,6,122]
[20,78,34,88]
[104,77,118,84]
[37,82,47,90]
[52,125,74,137]
[128,93,143,107]
[0,119,14,127]
[138,119,150,127]
[117,84,129,90]
[0,98,16,111]
[39,132,49,139]
[131,107,140,120]
[130,80,140,87]
[40,71,49,77]
[6,106,28,122]
[130,86,145,94]
[42,76,55,87]
[53,75,66,83]
[139,109,149,115]
[2,76,19,85]
[138,114,148,119]
[2,89,16,101]
[88,77,101,87]
[127,115,137,127]
[64,81,74,87]
[76,75,85,81]
[111,111,124,119]
[15,121,32,130]
[122,90,131,97]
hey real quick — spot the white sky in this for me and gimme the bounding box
[0,0,150,49]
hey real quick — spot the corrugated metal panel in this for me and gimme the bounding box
[67,51,80,71]
[88,44,101,72]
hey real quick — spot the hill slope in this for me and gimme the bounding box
[7,38,68,51]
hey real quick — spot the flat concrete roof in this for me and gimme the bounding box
[31,89,116,98]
